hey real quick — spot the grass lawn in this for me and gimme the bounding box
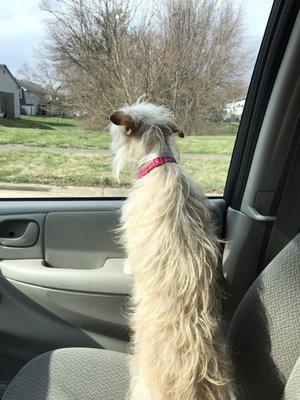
[0,116,237,155]
[0,116,111,150]
[178,135,235,155]
[0,116,235,194]
[0,151,230,194]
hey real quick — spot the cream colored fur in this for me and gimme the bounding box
[109,101,231,400]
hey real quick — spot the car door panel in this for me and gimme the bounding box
[44,211,122,269]
[0,198,225,380]
[0,275,102,362]
[5,279,130,349]
[0,214,45,259]
[0,258,130,294]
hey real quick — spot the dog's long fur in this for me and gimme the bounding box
[109,101,230,400]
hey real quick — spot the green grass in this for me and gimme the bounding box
[0,116,236,155]
[0,151,229,194]
[0,116,235,193]
[0,116,111,150]
[0,151,128,188]
[178,136,235,155]
[181,156,229,193]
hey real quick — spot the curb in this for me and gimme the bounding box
[0,183,52,192]
[0,183,220,198]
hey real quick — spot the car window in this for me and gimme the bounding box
[0,0,273,198]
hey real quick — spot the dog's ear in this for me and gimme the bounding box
[109,111,139,136]
[165,121,184,138]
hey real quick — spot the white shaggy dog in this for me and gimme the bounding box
[109,101,230,400]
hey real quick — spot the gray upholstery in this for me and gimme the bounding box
[3,236,300,399]
[0,384,8,399]
[282,356,300,400]
[3,348,130,400]
[228,234,300,400]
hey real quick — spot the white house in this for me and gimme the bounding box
[0,64,21,118]
[224,98,246,122]
[18,80,47,116]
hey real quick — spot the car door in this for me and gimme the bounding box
[0,197,226,359]
[0,0,298,389]
[0,199,131,381]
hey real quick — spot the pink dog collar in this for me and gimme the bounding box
[137,156,177,179]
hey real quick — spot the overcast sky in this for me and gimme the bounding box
[0,0,274,77]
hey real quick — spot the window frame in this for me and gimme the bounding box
[2,1,295,202]
[224,0,300,209]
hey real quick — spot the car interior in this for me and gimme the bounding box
[0,0,299,399]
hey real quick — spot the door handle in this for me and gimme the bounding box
[0,221,39,247]
[246,206,276,222]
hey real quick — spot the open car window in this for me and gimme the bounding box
[0,0,273,198]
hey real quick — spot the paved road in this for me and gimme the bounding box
[0,144,231,161]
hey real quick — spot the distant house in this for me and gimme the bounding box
[224,98,246,122]
[0,64,21,118]
[18,80,47,116]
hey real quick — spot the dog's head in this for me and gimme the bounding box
[109,102,184,139]
[109,101,184,177]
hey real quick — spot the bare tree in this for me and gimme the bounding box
[18,61,69,117]
[155,0,248,129]
[36,0,248,131]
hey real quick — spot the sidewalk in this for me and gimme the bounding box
[0,183,129,198]
[0,144,231,160]
[0,182,219,198]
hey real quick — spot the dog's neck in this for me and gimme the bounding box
[138,151,174,168]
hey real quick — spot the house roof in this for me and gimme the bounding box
[0,64,21,88]
[17,79,46,95]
